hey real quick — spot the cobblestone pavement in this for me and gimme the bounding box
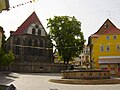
[5,73,120,90]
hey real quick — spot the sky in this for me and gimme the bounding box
[0,0,120,43]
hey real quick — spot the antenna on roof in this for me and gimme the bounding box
[32,0,35,12]
[107,10,112,20]
[32,0,39,12]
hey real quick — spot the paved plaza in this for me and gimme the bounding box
[1,73,120,90]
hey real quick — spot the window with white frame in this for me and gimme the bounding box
[113,35,117,40]
[100,46,104,51]
[106,46,110,51]
[106,36,110,40]
[116,45,120,51]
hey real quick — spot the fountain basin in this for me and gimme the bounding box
[61,70,110,79]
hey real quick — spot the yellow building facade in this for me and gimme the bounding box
[88,19,120,76]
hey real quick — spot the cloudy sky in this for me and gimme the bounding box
[0,0,120,43]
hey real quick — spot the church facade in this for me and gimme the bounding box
[5,12,54,72]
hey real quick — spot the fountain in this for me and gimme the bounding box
[49,60,120,85]
[61,60,110,79]
[61,69,110,79]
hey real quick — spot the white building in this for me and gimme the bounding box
[74,45,90,68]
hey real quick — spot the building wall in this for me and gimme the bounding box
[27,23,46,36]
[79,45,90,66]
[5,12,57,72]
[6,34,54,72]
[11,63,68,73]
[91,35,120,68]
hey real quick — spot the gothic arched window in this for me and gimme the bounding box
[40,40,43,47]
[32,28,36,35]
[34,39,38,47]
[23,38,27,46]
[16,37,20,45]
[15,46,20,55]
[28,38,32,46]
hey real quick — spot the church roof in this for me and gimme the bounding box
[12,12,44,35]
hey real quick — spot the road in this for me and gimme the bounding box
[4,73,120,90]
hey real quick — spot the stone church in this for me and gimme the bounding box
[5,12,54,72]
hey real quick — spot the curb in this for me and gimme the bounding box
[49,79,120,85]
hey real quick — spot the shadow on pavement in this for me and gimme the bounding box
[0,76,15,85]
[0,72,20,86]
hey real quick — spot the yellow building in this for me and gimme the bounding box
[88,19,120,76]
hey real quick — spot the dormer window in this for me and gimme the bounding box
[32,28,36,35]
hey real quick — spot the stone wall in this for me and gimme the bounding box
[11,63,68,73]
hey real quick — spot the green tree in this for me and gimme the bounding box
[47,16,86,64]
[2,50,15,66]
[0,48,15,71]
[0,26,15,70]
[0,48,5,66]
[1,32,6,50]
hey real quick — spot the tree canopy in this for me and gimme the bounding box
[47,16,86,64]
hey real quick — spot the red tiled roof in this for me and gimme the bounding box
[103,26,120,34]
[94,19,116,35]
[92,19,120,37]
[12,12,42,35]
